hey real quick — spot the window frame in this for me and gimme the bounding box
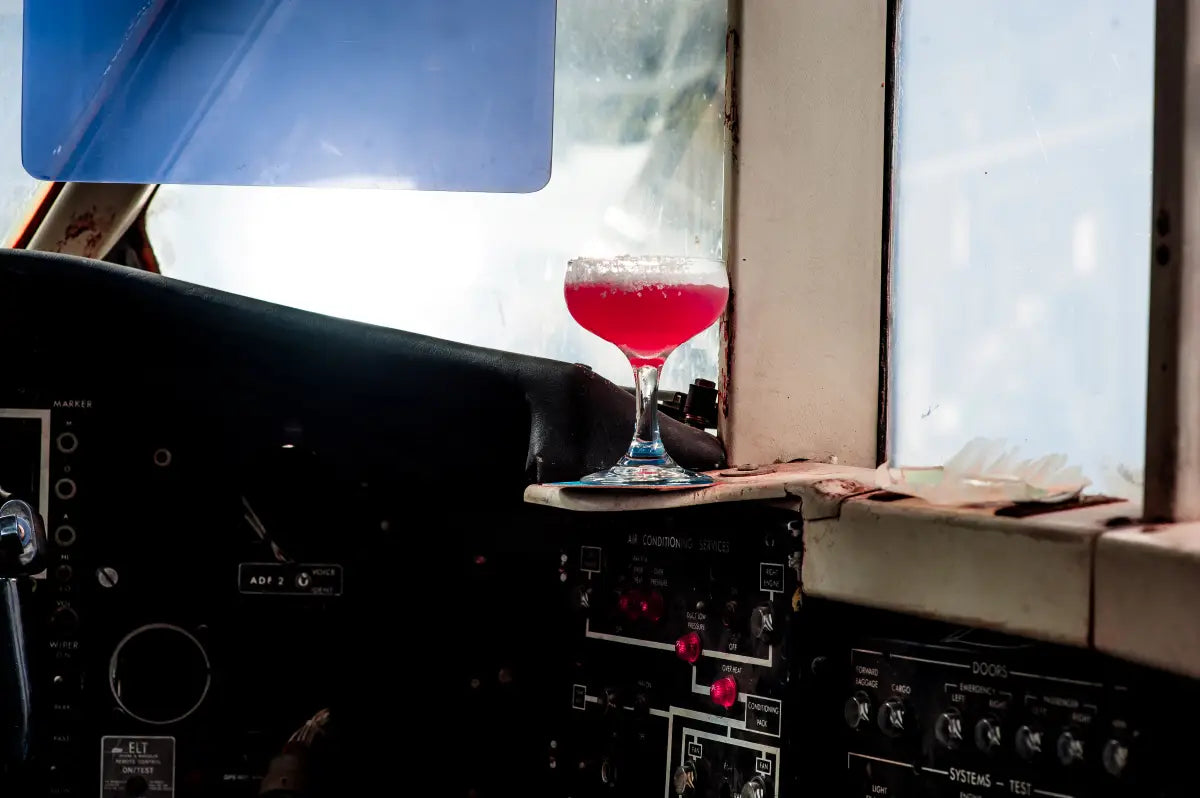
[726,0,1189,527]
[1142,0,1200,522]
[720,0,889,469]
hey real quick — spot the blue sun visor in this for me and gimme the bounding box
[21,0,556,191]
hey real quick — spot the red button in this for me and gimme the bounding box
[675,632,702,664]
[710,676,738,708]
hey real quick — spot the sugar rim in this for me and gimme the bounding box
[566,255,727,289]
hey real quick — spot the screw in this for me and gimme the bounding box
[97,566,119,588]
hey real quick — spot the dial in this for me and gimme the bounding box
[109,624,210,724]
[672,762,697,796]
[1015,724,1044,761]
[935,709,964,749]
[975,716,1002,754]
[741,775,770,798]
[844,692,871,730]
[1102,738,1130,777]
[877,698,909,738]
[749,604,775,643]
[1056,730,1085,766]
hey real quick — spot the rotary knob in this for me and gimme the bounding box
[1102,738,1130,777]
[50,606,79,635]
[109,624,210,724]
[935,709,964,749]
[843,692,871,730]
[741,775,770,798]
[600,756,617,786]
[1056,730,1085,766]
[749,604,776,643]
[975,716,1003,754]
[671,762,697,795]
[877,697,909,738]
[1015,725,1044,761]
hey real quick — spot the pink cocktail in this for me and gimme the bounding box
[564,282,728,367]
[564,256,729,487]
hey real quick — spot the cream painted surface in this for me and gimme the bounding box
[802,498,1128,647]
[722,0,887,467]
[1096,524,1200,678]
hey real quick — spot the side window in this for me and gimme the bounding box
[0,3,45,243]
[145,0,729,391]
[889,0,1154,496]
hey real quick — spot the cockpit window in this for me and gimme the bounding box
[0,2,45,243]
[145,0,728,392]
[889,0,1154,497]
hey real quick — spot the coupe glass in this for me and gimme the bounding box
[564,255,729,487]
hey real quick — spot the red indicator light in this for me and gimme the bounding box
[618,590,642,620]
[710,676,738,709]
[640,590,664,623]
[675,632,702,664]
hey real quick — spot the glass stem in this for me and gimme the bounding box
[626,364,667,461]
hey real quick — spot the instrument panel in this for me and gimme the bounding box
[549,505,796,798]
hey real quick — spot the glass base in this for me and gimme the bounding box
[579,460,715,488]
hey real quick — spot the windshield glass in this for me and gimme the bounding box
[889,0,1154,497]
[146,0,728,392]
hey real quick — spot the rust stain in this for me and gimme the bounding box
[811,478,876,500]
[58,205,115,258]
[62,209,97,242]
[719,286,735,420]
[723,27,740,155]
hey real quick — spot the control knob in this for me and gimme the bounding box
[975,716,1002,754]
[1102,738,1130,777]
[749,604,776,643]
[50,606,79,635]
[1056,729,1085,767]
[843,692,871,730]
[671,762,697,795]
[741,775,770,798]
[600,756,617,786]
[935,709,964,749]
[602,686,620,714]
[1015,724,1044,761]
[0,500,46,574]
[877,697,909,738]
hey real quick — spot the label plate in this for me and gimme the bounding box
[100,736,174,797]
[238,563,343,596]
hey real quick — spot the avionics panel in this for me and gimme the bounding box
[549,505,797,798]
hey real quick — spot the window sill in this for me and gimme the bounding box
[1096,525,1200,679]
[527,463,1166,664]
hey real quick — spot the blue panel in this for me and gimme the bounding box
[21,0,556,191]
